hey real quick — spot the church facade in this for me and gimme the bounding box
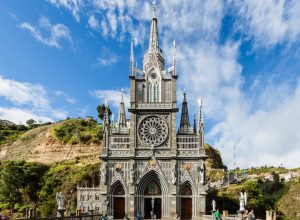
[78,3,207,220]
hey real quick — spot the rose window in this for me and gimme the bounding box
[139,116,168,147]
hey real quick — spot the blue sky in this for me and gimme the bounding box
[1,0,300,169]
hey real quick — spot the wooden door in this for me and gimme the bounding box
[181,198,192,220]
[114,197,125,219]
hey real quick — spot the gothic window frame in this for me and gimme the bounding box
[146,67,161,103]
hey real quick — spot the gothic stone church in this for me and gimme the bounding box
[77,3,207,220]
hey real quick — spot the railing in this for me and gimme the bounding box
[14,214,102,220]
[203,215,241,220]
[131,102,173,109]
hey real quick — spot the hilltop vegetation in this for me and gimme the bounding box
[0,120,29,145]
[52,118,102,145]
[0,118,102,164]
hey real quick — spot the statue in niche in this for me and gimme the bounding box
[129,163,135,184]
[199,161,205,185]
[100,162,107,184]
[170,168,176,185]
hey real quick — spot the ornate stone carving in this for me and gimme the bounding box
[115,163,122,171]
[138,116,168,147]
[100,162,107,185]
[184,163,191,171]
[129,163,135,184]
[199,161,205,185]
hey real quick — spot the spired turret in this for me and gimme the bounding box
[198,98,205,148]
[178,92,193,134]
[117,91,127,129]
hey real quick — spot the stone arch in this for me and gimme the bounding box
[179,181,195,220]
[110,180,126,219]
[136,170,169,218]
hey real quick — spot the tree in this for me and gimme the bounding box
[26,119,36,127]
[96,104,112,121]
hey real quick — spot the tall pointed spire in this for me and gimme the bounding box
[173,40,176,76]
[117,90,127,129]
[198,98,204,148]
[179,92,191,133]
[149,1,159,52]
[198,98,204,132]
[130,41,134,76]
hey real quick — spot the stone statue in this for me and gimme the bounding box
[129,163,135,184]
[211,199,216,212]
[239,191,247,212]
[100,162,107,184]
[56,192,64,210]
[199,161,205,185]
[170,168,176,185]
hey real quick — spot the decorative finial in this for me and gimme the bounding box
[111,113,114,123]
[183,91,187,101]
[121,89,124,102]
[130,41,134,60]
[152,1,156,18]
[173,40,176,76]
[198,97,202,107]
[105,98,109,107]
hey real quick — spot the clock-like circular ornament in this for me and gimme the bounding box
[139,116,168,147]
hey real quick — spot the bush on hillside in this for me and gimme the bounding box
[53,118,102,145]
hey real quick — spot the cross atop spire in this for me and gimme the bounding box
[152,1,156,18]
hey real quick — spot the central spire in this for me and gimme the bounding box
[149,1,159,52]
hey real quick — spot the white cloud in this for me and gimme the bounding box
[230,0,300,48]
[210,79,300,169]
[0,107,53,124]
[94,48,119,66]
[0,76,49,108]
[0,76,70,124]
[19,16,71,48]
[54,90,77,104]
[89,88,130,110]
[88,14,99,29]
[96,56,118,66]
[48,0,83,22]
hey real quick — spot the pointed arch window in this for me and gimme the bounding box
[147,71,161,103]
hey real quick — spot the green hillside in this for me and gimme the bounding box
[0,159,100,217]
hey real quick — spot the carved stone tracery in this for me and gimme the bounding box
[138,116,168,147]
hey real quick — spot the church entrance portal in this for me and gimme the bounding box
[143,180,162,219]
[180,185,192,220]
[113,184,125,219]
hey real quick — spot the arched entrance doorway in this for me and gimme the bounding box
[112,183,125,219]
[144,180,162,219]
[180,184,192,220]
[136,170,168,219]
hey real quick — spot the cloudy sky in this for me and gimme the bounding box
[0,0,300,169]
